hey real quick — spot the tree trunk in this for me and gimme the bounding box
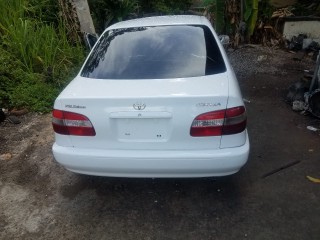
[72,0,96,34]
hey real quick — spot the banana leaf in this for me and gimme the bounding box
[244,0,258,37]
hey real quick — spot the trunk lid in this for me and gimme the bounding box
[55,74,229,150]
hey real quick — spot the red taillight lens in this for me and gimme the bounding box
[52,109,96,136]
[223,106,247,135]
[190,110,225,137]
[190,106,246,137]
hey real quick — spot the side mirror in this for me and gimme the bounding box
[218,35,230,45]
[84,33,98,50]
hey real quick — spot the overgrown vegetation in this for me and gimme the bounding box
[89,0,139,33]
[203,0,259,37]
[291,0,320,16]
[147,0,193,14]
[89,0,193,33]
[0,0,85,112]
[1,0,194,111]
[203,0,319,46]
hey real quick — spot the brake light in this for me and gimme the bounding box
[190,106,246,137]
[52,109,96,136]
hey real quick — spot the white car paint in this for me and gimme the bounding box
[52,15,249,177]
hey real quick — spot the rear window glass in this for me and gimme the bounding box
[81,25,226,79]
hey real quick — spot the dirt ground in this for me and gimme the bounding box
[1,46,320,240]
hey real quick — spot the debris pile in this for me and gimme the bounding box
[287,51,320,118]
[287,34,320,58]
[305,51,320,118]
[271,8,294,19]
[0,108,26,125]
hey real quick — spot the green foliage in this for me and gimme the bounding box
[25,0,60,24]
[244,0,259,37]
[89,0,139,33]
[258,0,274,19]
[215,0,226,34]
[0,48,57,112]
[10,75,59,112]
[203,0,226,34]
[89,0,193,33]
[149,0,193,14]
[0,0,84,80]
[0,49,25,106]
[291,1,320,16]
[0,0,85,112]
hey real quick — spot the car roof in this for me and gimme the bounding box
[106,15,210,30]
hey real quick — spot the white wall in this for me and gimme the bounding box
[283,20,320,43]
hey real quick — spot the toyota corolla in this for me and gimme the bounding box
[52,15,250,178]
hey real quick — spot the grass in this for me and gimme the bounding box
[0,47,59,112]
[0,0,85,112]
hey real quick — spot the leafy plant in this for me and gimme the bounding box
[203,0,226,34]
[0,1,84,78]
[0,0,85,112]
[291,0,320,16]
[0,48,25,106]
[10,74,59,112]
[0,48,57,112]
[26,0,60,24]
[149,0,193,14]
[244,0,259,37]
[89,0,193,33]
[89,0,139,33]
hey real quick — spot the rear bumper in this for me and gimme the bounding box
[52,136,249,178]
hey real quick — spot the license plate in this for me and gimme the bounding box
[114,118,169,142]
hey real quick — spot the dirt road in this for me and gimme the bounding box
[1,47,319,239]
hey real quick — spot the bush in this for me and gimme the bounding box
[0,48,58,112]
[10,75,59,113]
[0,49,25,106]
[148,0,193,14]
[0,0,85,112]
[89,0,139,33]
[89,0,193,33]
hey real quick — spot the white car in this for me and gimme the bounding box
[52,15,249,178]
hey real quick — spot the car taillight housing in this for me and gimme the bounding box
[52,109,96,136]
[190,106,247,137]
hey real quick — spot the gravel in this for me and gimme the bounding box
[227,45,314,78]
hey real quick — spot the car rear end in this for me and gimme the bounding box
[52,15,249,177]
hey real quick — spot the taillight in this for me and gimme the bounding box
[190,106,246,137]
[52,109,96,136]
[223,106,247,135]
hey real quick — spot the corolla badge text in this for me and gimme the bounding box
[133,102,146,110]
[196,103,221,107]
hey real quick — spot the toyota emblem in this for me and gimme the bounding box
[133,102,146,110]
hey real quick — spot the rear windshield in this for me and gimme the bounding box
[81,25,226,79]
